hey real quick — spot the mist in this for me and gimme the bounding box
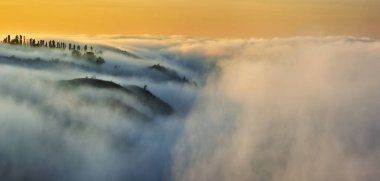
[1,35,380,181]
[173,37,380,181]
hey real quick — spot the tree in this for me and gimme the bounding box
[69,43,72,50]
[96,57,105,65]
[19,35,22,45]
[84,45,88,52]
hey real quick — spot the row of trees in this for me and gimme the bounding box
[1,35,94,52]
[2,35,23,45]
[1,35,105,65]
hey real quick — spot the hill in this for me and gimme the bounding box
[58,78,175,118]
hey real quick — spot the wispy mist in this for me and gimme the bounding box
[1,36,380,181]
[173,37,380,181]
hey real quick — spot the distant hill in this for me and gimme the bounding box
[149,64,197,86]
[96,45,142,59]
[58,78,175,118]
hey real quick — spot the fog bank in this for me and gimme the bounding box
[1,36,380,181]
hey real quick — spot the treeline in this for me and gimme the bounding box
[1,35,93,51]
[1,35,105,65]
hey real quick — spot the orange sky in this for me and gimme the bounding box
[0,0,380,38]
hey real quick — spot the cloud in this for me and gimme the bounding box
[173,37,380,181]
[1,35,380,181]
[0,36,198,181]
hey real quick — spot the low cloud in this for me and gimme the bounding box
[173,37,380,181]
[1,35,380,181]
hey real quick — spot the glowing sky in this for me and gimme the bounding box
[0,0,380,38]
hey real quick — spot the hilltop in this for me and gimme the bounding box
[58,78,175,118]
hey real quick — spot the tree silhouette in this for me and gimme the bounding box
[96,57,105,65]
[84,45,88,52]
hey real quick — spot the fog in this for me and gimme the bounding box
[1,35,380,181]
[174,37,380,181]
